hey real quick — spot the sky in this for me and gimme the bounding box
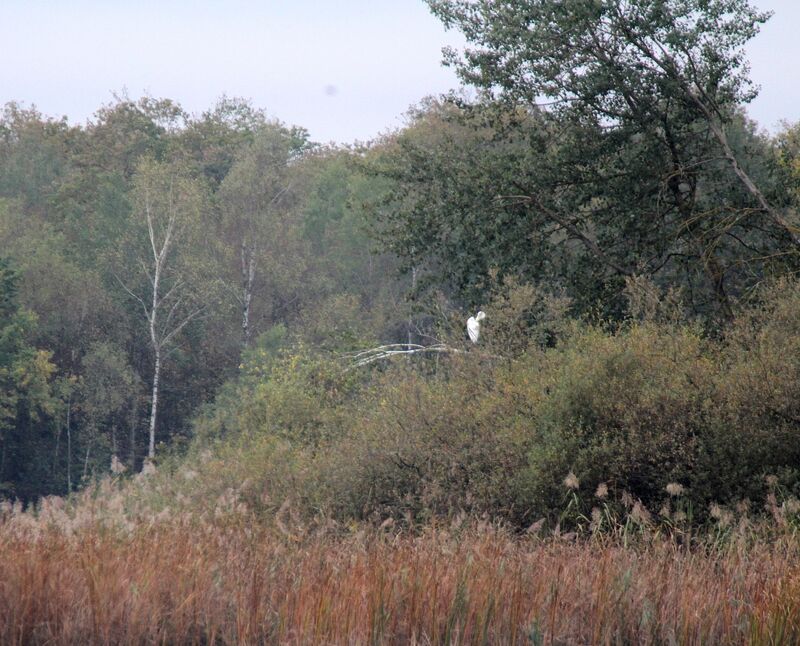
[1,0,798,143]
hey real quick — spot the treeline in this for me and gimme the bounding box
[4,0,800,518]
[0,96,406,499]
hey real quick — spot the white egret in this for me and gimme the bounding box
[467,311,486,344]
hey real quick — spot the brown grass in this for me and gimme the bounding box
[1,508,800,645]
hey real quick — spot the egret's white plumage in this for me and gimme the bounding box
[467,310,486,344]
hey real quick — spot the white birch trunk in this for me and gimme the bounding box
[117,166,204,465]
[148,348,160,459]
[241,243,256,349]
[146,186,167,461]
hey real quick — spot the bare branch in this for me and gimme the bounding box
[161,305,206,348]
[344,343,505,369]
[112,272,150,319]
[268,183,292,208]
[137,257,154,287]
[160,279,185,307]
[145,189,159,264]
[160,294,184,340]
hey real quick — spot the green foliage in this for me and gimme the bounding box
[173,279,800,530]
[77,342,139,460]
[2,65,800,528]
[0,257,58,498]
[196,339,360,449]
[513,323,710,521]
[218,124,309,347]
[177,97,278,188]
[0,95,411,499]
[428,0,768,110]
[315,357,529,522]
[776,121,800,207]
[0,103,74,216]
[372,1,798,321]
[373,97,796,324]
[477,276,573,356]
[296,148,404,344]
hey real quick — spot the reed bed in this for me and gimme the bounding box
[1,509,799,645]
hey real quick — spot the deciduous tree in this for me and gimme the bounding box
[219,127,308,349]
[116,158,209,459]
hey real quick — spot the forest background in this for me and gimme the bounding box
[3,0,800,530]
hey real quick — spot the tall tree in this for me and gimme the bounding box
[219,127,308,349]
[116,158,208,460]
[177,97,270,189]
[0,102,74,218]
[380,0,800,316]
[427,0,789,228]
[0,258,57,498]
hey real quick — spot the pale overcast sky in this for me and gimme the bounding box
[1,0,798,143]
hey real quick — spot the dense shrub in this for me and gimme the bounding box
[316,357,528,522]
[508,323,711,523]
[156,279,800,529]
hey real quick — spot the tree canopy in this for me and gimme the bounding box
[2,1,800,503]
[367,0,799,318]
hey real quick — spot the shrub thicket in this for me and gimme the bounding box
[150,279,800,530]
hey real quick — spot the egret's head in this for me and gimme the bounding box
[476,311,486,321]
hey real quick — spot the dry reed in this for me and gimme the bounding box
[1,507,799,645]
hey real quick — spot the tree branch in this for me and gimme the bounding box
[502,190,633,277]
[112,272,150,319]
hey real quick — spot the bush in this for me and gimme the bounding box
[316,357,529,522]
[172,278,800,529]
[510,323,711,522]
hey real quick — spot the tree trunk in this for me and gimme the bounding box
[0,439,5,489]
[147,224,163,461]
[701,244,733,321]
[241,243,256,349]
[129,392,139,470]
[66,396,72,492]
[148,348,161,460]
[53,417,61,476]
[82,444,91,482]
[697,102,800,247]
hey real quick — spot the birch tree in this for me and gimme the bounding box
[219,127,306,349]
[117,158,206,460]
